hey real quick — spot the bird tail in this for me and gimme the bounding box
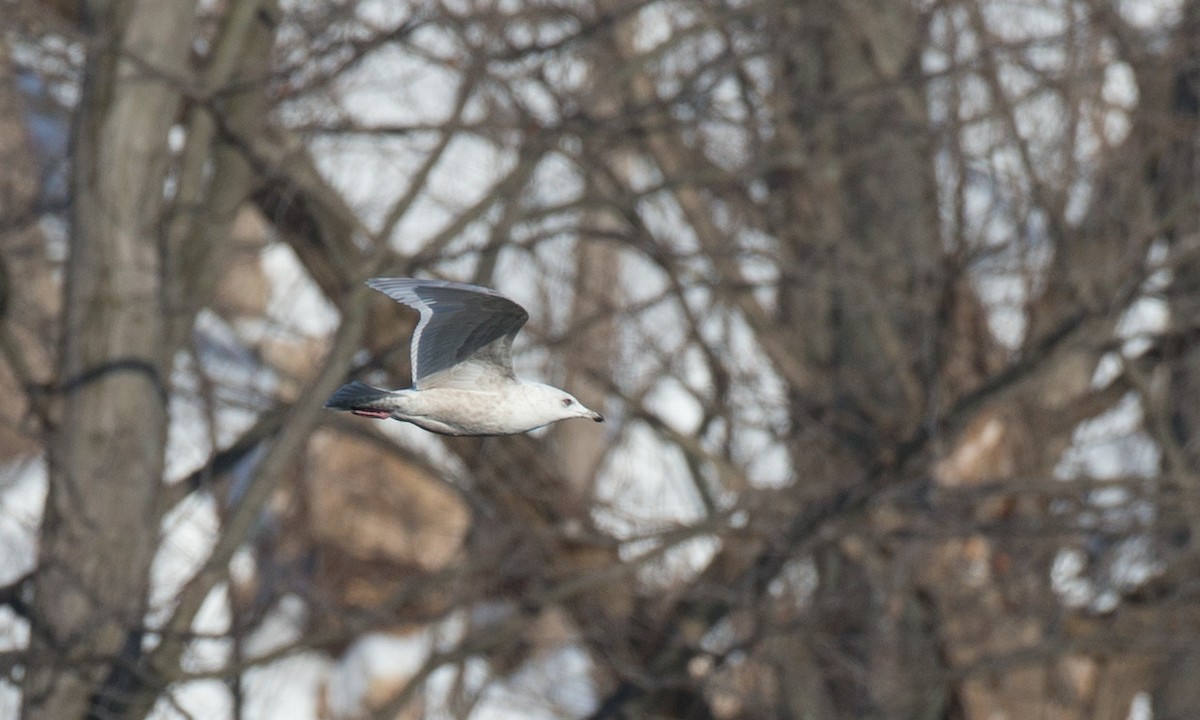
[325,381,398,419]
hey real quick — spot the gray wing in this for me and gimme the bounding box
[367,278,530,388]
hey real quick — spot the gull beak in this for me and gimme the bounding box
[589,410,605,423]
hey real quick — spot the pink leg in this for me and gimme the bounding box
[350,409,392,419]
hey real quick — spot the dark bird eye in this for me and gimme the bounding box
[562,398,574,407]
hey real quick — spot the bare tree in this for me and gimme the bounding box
[1,0,1200,718]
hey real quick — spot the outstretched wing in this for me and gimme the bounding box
[367,277,530,389]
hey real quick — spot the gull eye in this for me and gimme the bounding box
[562,398,574,407]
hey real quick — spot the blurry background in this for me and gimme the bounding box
[0,0,1197,718]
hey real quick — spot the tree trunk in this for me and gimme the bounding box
[22,1,195,718]
[769,1,946,716]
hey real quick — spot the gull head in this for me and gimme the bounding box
[530,383,604,425]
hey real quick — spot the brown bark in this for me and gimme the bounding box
[22,1,196,718]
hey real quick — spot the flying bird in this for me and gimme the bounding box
[325,278,605,435]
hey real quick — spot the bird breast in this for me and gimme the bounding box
[400,384,556,436]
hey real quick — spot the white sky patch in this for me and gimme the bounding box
[699,75,752,165]
[767,556,819,607]
[1051,548,1091,608]
[633,1,674,52]
[207,598,330,719]
[596,423,706,537]
[321,609,598,719]
[353,0,413,28]
[1093,294,1169,391]
[294,24,525,261]
[1101,60,1137,140]
[539,52,588,103]
[263,242,340,337]
[0,599,30,715]
[324,631,432,718]
[620,298,694,391]
[180,584,233,675]
[239,650,330,720]
[365,134,513,257]
[424,656,491,716]
[1129,691,1153,720]
[528,151,584,210]
[0,461,34,710]
[618,248,672,310]
[403,135,513,242]
[492,240,575,350]
[1120,0,1183,28]
[473,642,597,718]
[243,595,309,657]
[982,0,1067,41]
[0,671,18,716]
[150,680,233,719]
[147,493,222,625]
[1117,295,1168,356]
[718,310,791,487]
[146,586,236,718]
[309,133,433,232]
[166,323,269,482]
[737,227,780,311]
[974,274,1028,348]
[638,533,722,590]
[1056,393,1160,480]
[645,375,705,436]
[0,457,45,584]
[738,429,792,489]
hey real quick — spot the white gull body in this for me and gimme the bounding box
[325,278,604,436]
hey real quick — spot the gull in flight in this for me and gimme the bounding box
[325,278,605,435]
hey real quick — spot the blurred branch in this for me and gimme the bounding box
[0,296,53,433]
[588,260,1145,718]
[131,282,377,718]
[0,571,30,618]
[371,508,733,720]
[163,0,276,350]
